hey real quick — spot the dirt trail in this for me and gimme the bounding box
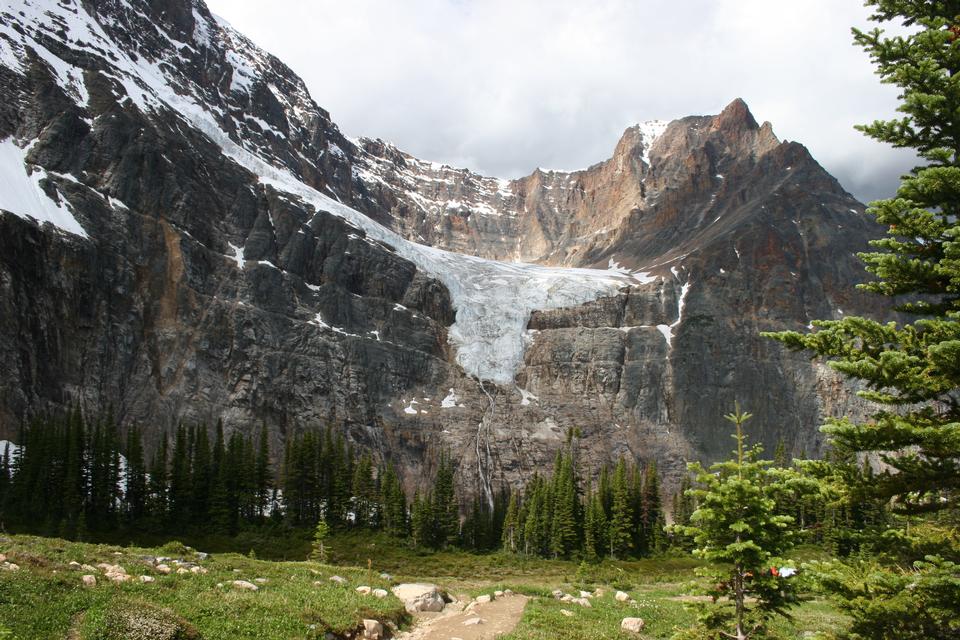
[397,592,529,640]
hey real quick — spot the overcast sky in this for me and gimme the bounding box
[205,0,917,203]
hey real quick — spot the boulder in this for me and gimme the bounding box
[615,590,630,602]
[379,572,393,581]
[574,597,592,608]
[362,619,384,640]
[551,589,565,599]
[329,575,347,585]
[391,583,445,613]
[139,575,156,583]
[81,574,97,587]
[579,590,593,599]
[190,566,208,575]
[372,588,389,598]
[621,617,645,634]
[356,585,372,595]
[155,564,172,574]
[231,580,259,591]
[475,594,492,604]
[494,590,504,597]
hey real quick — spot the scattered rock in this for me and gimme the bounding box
[551,589,565,599]
[81,574,97,587]
[329,575,347,585]
[560,594,574,603]
[391,583,445,613]
[196,552,209,561]
[379,572,393,581]
[231,580,259,591]
[155,564,172,575]
[594,588,605,597]
[190,566,208,575]
[216,582,224,588]
[574,597,592,608]
[615,590,630,602]
[176,568,190,575]
[621,617,645,634]
[504,589,514,596]
[81,564,97,572]
[475,594,492,604]
[356,585,372,595]
[362,619,384,640]
[2,562,19,571]
[0,554,5,563]
[494,590,504,598]
[68,560,81,568]
[140,575,156,583]
[579,590,593,599]
[253,577,267,584]
[560,609,574,617]
[463,617,484,626]
[372,588,389,598]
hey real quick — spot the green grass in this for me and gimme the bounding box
[0,535,407,640]
[0,534,849,640]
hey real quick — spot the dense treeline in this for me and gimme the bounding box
[0,410,876,561]
[0,412,688,560]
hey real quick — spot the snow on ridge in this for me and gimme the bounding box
[636,120,669,165]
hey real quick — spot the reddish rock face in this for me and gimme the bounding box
[0,0,886,496]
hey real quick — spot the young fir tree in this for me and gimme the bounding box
[310,518,330,563]
[608,458,634,558]
[670,406,800,640]
[764,3,960,637]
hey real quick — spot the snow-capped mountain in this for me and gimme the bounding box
[0,0,884,494]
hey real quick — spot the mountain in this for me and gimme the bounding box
[0,0,883,497]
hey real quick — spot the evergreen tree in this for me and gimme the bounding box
[254,424,271,519]
[168,425,191,527]
[764,4,960,637]
[311,518,330,563]
[147,434,168,526]
[608,458,633,558]
[501,490,521,553]
[670,406,801,640]
[123,425,147,527]
[641,462,665,555]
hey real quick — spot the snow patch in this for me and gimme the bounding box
[441,389,460,408]
[0,138,88,238]
[518,387,539,406]
[228,242,245,269]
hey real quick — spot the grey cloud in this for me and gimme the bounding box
[206,0,917,204]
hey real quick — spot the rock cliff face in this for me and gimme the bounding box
[0,0,884,496]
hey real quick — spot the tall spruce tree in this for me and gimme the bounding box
[765,3,960,638]
[608,458,633,558]
[766,1,960,520]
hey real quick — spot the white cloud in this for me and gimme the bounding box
[206,0,915,202]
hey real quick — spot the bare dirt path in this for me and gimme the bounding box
[397,592,530,640]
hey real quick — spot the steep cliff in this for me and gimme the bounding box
[0,0,884,496]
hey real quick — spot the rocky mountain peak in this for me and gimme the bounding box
[0,0,886,497]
